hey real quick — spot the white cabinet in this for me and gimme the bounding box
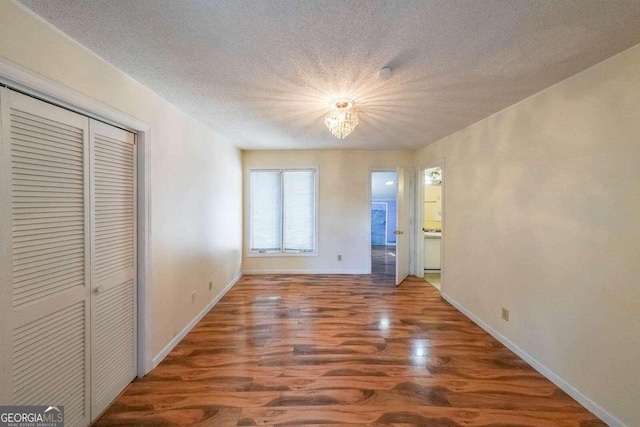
[424,233,441,270]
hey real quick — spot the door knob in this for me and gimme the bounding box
[394,230,404,235]
[94,285,104,294]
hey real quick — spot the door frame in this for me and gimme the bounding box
[416,158,445,291]
[0,59,154,377]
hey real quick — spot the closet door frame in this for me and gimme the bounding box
[0,87,12,404]
[0,59,154,378]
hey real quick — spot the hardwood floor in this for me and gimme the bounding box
[371,245,395,284]
[95,274,604,426]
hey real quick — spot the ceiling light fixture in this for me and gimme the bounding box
[425,167,442,185]
[379,67,392,80]
[385,180,394,186]
[324,98,359,139]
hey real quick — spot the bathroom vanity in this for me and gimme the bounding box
[424,231,441,270]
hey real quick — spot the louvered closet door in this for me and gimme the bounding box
[89,120,136,420]
[0,89,91,427]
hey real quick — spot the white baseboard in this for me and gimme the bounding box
[441,292,625,427]
[242,269,369,275]
[152,272,242,368]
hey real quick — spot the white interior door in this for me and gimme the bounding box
[395,167,411,285]
[89,120,137,420]
[0,88,91,427]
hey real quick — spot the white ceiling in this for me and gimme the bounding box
[19,0,640,151]
[372,172,397,200]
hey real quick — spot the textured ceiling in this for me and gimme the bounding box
[18,0,640,150]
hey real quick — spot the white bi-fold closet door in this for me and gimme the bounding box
[0,88,136,426]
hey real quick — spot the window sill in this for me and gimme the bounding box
[246,251,318,258]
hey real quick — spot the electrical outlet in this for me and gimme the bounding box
[209,281,213,291]
[501,307,509,321]
[191,291,196,304]
[337,255,342,261]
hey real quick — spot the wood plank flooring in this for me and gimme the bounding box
[94,274,604,426]
[371,245,395,284]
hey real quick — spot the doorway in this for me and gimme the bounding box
[370,172,397,283]
[421,165,443,291]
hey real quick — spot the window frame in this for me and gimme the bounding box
[246,166,319,257]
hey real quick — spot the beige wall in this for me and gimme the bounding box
[0,1,243,361]
[3,1,639,424]
[242,150,413,273]
[416,44,640,426]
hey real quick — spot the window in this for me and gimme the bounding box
[249,168,317,255]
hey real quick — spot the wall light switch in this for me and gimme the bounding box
[337,255,342,261]
[209,281,213,291]
[502,307,509,321]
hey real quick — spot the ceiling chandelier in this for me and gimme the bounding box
[324,98,359,139]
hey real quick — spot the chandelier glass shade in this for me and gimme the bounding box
[324,98,359,139]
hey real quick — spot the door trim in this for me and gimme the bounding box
[0,58,154,376]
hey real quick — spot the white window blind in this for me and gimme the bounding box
[250,170,282,252]
[283,170,315,252]
[249,168,316,254]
